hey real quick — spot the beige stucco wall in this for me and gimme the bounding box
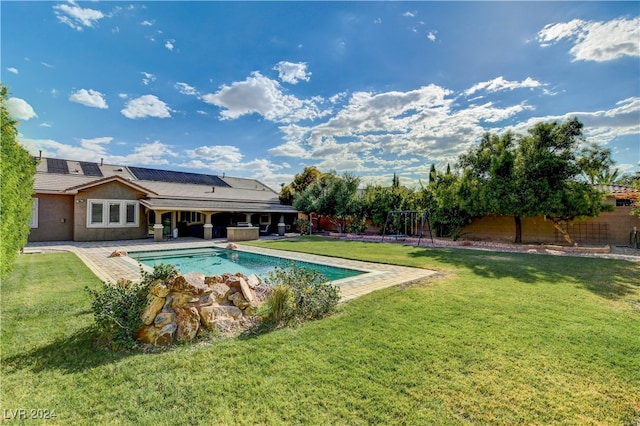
[461,207,640,246]
[28,194,74,242]
[226,226,259,242]
[73,181,148,242]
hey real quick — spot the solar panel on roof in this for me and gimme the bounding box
[128,166,230,187]
[47,158,69,174]
[79,161,104,177]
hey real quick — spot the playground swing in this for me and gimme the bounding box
[381,210,433,246]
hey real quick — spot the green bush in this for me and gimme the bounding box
[1,84,36,280]
[261,263,340,326]
[86,263,178,350]
[294,218,310,235]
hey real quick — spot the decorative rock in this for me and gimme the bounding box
[109,249,128,258]
[154,311,175,328]
[204,275,224,285]
[238,277,254,303]
[136,272,267,346]
[167,273,212,296]
[141,295,166,325]
[174,306,200,341]
[246,274,261,289]
[149,280,170,298]
[253,284,273,302]
[169,292,200,308]
[136,325,158,344]
[209,283,231,302]
[226,243,238,250]
[229,292,250,309]
[197,293,214,307]
[155,323,177,346]
[225,275,242,289]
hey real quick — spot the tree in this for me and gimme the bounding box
[458,118,611,245]
[1,84,37,279]
[294,172,362,233]
[428,164,436,186]
[577,143,618,184]
[279,166,323,205]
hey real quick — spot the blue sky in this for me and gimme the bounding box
[2,1,639,190]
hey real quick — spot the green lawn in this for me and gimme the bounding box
[1,239,639,425]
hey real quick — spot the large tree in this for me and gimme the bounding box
[458,118,611,245]
[1,84,37,279]
[279,166,323,205]
[294,172,362,233]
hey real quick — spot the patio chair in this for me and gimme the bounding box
[259,224,270,236]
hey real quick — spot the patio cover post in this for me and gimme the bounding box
[153,210,165,242]
[203,213,213,240]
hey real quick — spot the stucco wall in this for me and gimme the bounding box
[461,207,640,245]
[28,194,74,241]
[73,181,148,242]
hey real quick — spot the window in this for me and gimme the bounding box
[126,203,136,224]
[88,199,139,227]
[29,198,39,228]
[109,203,120,224]
[179,211,202,223]
[260,214,270,224]
[90,202,103,225]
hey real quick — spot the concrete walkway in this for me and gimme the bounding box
[25,237,438,302]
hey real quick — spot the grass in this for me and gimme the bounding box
[1,239,639,425]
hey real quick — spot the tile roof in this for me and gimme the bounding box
[33,157,293,212]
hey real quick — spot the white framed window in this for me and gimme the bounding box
[87,199,139,228]
[179,211,202,223]
[29,198,39,228]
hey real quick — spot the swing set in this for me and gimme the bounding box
[381,210,433,246]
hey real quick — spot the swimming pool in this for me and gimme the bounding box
[130,247,364,282]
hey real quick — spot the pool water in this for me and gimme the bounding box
[131,247,364,282]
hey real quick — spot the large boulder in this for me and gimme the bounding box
[174,306,200,341]
[167,273,211,296]
[140,295,165,325]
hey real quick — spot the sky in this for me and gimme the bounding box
[2,1,639,191]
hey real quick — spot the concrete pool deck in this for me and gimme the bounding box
[24,237,438,302]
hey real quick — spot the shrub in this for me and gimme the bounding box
[261,263,340,326]
[1,84,36,280]
[294,218,310,235]
[86,263,178,350]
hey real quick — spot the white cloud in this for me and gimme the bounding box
[402,11,416,18]
[69,89,108,109]
[273,61,311,84]
[53,1,105,31]
[141,72,156,86]
[538,17,640,62]
[427,31,436,42]
[19,136,176,167]
[42,62,54,68]
[6,97,37,120]
[175,82,197,96]
[140,20,154,26]
[201,71,329,123]
[7,67,18,74]
[374,18,382,24]
[186,145,244,165]
[121,95,172,119]
[79,137,112,152]
[465,76,544,96]
[165,39,175,51]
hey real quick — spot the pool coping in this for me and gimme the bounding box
[24,238,438,301]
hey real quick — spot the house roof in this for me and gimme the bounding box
[34,157,297,213]
[600,184,640,199]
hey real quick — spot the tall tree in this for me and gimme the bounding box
[428,164,436,186]
[294,172,362,233]
[458,118,611,244]
[577,143,618,184]
[1,84,37,279]
[279,166,323,205]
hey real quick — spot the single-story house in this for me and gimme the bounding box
[460,184,640,245]
[28,157,298,242]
